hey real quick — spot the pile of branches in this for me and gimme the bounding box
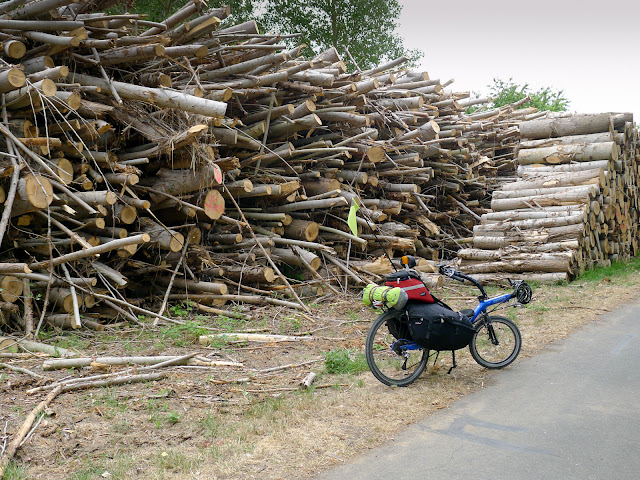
[0,0,544,333]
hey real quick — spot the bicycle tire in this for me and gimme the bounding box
[469,315,521,369]
[365,311,428,387]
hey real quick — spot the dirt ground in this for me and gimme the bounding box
[2,266,640,480]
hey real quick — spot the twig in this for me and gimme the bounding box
[0,386,62,477]
[292,245,340,295]
[0,363,43,379]
[155,238,190,323]
[222,184,311,314]
[0,94,23,246]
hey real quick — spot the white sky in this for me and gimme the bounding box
[398,0,640,121]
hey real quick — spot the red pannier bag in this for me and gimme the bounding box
[385,270,435,303]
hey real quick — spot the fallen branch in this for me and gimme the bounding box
[0,386,62,478]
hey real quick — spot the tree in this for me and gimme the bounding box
[123,0,422,70]
[486,78,570,112]
[259,0,421,70]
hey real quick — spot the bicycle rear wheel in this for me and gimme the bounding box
[365,311,428,387]
[469,315,521,369]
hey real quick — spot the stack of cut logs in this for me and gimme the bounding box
[458,112,638,284]
[0,1,620,332]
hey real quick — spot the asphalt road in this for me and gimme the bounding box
[315,300,640,480]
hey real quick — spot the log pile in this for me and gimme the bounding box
[458,112,638,284]
[0,2,619,333]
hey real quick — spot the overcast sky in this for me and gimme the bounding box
[398,0,640,121]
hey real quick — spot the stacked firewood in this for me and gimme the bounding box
[0,0,564,332]
[458,112,638,284]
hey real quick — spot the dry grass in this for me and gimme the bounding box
[7,262,640,480]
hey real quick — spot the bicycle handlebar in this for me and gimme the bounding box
[436,265,532,305]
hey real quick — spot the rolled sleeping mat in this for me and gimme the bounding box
[362,284,408,309]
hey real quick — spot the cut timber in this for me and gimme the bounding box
[458,244,580,260]
[517,142,618,165]
[199,333,312,344]
[284,219,319,242]
[139,218,184,252]
[519,131,614,148]
[47,313,82,330]
[0,263,31,274]
[149,164,223,203]
[492,184,599,200]
[460,256,572,274]
[470,272,569,285]
[517,160,610,176]
[473,214,584,233]
[223,266,276,284]
[42,355,199,371]
[3,40,26,59]
[0,67,26,94]
[11,174,54,216]
[490,185,598,211]
[49,288,82,313]
[156,276,228,295]
[0,275,22,303]
[29,234,151,269]
[501,168,604,191]
[482,206,585,223]
[519,113,614,139]
[72,73,227,117]
[272,247,321,271]
[202,189,225,219]
[473,224,584,249]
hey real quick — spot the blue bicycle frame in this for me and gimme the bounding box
[469,292,513,323]
[392,290,514,352]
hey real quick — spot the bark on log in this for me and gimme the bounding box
[519,113,614,139]
[72,73,227,117]
[517,142,618,165]
[490,186,598,211]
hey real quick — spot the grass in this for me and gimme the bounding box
[91,387,129,419]
[577,257,640,284]
[158,320,210,347]
[156,450,202,475]
[324,348,368,375]
[3,460,27,480]
[278,315,303,334]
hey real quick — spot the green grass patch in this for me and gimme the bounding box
[324,348,368,375]
[3,460,27,480]
[577,257,640,284]
[159,321,209,347]
[156,450,202,475]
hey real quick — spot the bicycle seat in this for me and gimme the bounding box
[460,309,475,318]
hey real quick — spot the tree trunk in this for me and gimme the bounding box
[519,113,614,139]
[72,73,227,117]
[517,141,618,165]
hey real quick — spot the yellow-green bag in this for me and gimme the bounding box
[362,284,408,309]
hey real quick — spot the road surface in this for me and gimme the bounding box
[315,300,640,480]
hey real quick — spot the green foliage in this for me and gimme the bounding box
[578,257,640,284]
[324,348,368,375]
[124,0,422,70]
[260,0,422,70]
[159,320,209,346]
[168,301,193,317]
[485,78,570,112]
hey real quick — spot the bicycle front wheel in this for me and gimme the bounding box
[469,315,521,369]
[365,311,428,387]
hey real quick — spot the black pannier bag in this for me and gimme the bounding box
[386,315,412,341]
[404,300,475,351]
